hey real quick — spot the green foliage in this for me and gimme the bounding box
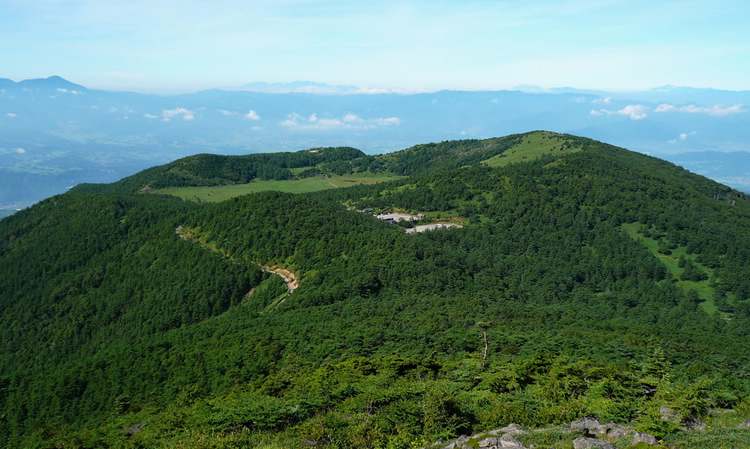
[70,146,368,194]
[2,132,750,448]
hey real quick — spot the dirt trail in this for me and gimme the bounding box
[176,225,298,303]
[259,265,298,295]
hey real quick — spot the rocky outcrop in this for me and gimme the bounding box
[738,419,750,428]
[632,432,659,446]
[572,437,617,449]
[442,425,531,449]
[440,419,660,449]
[659,406,707,431]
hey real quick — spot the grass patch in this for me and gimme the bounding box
[663,427,750,449]
[481,131,583,168]
[621,222,721,314]
[151,174,405,203]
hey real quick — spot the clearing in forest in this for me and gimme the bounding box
[481,131,583,167]
[151,173,404,202]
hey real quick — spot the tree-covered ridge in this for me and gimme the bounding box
[69,132,610,199]
[69,146,367,194]
[1,134,750,447]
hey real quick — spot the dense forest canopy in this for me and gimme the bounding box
[1,131,749,448]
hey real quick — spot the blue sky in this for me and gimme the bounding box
[2,0,749,93]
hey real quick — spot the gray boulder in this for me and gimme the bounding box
[659,406,679,422]
[632,432,658,446]
[603,423,634,440]
[443,435,470,449]
[571,417,602,431]
[682,417,707,431]
[488,423,527,435]
[738,419,750,428]
[477,436,499,448]
[572,437,617,449]
[499,434,526,448]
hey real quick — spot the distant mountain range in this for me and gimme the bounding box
[1,76,749,212]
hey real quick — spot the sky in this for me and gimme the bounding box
[2,0,749,93]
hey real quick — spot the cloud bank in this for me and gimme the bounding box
[281,112,401,130]
[161,108,195,121]
[590,104,648,120]
[654,103,746,116]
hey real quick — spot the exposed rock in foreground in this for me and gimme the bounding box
[437,419,663,449]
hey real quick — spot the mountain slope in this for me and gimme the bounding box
[1,134,749,448]
[70,146,368,194]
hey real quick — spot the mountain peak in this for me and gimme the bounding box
[16,75,87,92]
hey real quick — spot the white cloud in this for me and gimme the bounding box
[343,113,363,123]
[281,112,402,130]
[680,131,697,140]
[15,148,26,154]
[280,113,303,127]
[655,103,746,116]
[6,113,17,117]
[161,108,195,121]
[144,113,159,119]
[56,88,82,95]
[592,97,612,104]
[590,104,648,120]
[317,118,344,128]
[375,117,401,125]
[244,109,261,120]
[218,109,233,116]
[620,105,648,120]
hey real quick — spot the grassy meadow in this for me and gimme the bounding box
[151,174,405,202]
[482,131,583,167]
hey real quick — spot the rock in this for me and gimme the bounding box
[571,417,602,430]
[443,435,469,449]
[659,406,679,422]
[572,437,617,449]
[122,421,147,436]
[738,419,750,428]
[499,434,526,448]
[477,436,499,448]
[603,423,633,439]
[632,432,658,446]
[682,417,707,431]
[499,423,527,435]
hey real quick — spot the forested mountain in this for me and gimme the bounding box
[1,132,749,448]
[3,76,750,212]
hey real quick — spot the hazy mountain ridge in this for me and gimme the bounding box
[2,77,750,212]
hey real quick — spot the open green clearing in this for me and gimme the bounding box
[151,174,405,202]
[621,222,725,315]
[482,131,583,167]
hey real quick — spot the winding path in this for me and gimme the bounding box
[176,225,298,303]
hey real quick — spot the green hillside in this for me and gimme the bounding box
[69,146,370,194]
[128,132,597,203]
[1,132,750,448]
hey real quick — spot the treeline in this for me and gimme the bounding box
[70,146,367,193]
